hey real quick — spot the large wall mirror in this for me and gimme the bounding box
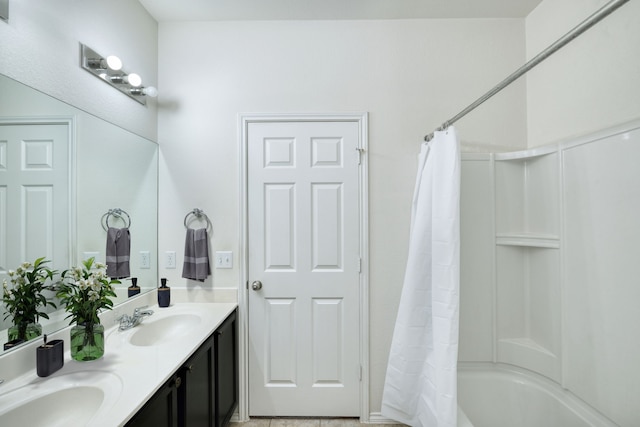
[0,73,158,351]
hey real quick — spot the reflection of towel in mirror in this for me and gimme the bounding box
[182,228,210,282]
[106,227,131,279]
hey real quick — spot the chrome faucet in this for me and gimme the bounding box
[117,306,154,331]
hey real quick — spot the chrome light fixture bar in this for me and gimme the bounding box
[80,43,157,105]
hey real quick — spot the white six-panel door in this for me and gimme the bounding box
[247,120,361,416]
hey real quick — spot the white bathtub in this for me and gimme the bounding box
[457,363,617,427]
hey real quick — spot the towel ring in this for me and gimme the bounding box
[101,208,131,231]
[184,208,212,231]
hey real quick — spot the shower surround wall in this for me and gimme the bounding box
[459,121,640,426]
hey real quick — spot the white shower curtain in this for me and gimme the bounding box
[381,127,461,427]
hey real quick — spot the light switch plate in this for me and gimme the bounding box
[215,251,233,269]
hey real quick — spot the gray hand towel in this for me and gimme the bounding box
[182,228,211,282]
[106,227,131,279]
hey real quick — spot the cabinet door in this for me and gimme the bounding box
[214,309,238,427]
[181,336,214,427]
[126,375,180,427]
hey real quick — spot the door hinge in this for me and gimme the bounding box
[246,280,249,290]
[359,365,362,381]
[358,258,362,273]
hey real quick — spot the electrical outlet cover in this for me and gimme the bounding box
[165,251,176,269]
[140,251,151,269]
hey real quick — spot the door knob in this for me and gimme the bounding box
[251,280,263,291]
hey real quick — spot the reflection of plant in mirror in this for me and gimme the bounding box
[57,257,119,326]
[2,257,57,342]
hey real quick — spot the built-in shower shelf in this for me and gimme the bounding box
[496,233,560,248]
[493,146,562,384]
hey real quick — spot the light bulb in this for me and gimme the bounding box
[106,55,122,71]
[127,73,142,87]
[143,86,158,97]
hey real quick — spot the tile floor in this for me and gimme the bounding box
[230,419,405,427]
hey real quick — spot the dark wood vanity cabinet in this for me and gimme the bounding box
[125,374,180,427]
[213,309,238,427]
[126,309,238,427]
[181,334,214,426]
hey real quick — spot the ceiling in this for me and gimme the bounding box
[139,0,544,22]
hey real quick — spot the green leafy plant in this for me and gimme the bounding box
[56,257,119,326]
[2,257,57,330]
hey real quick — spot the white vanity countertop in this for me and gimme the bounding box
[0,302,238,427]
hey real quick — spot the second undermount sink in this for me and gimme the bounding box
[128,314,202,346]
[0,371,122,427]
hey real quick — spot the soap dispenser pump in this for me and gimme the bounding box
[158,278,170,307]
[128,277,140,297]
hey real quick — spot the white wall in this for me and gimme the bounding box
[0,0,158,141]
[157,18,527,415]
[525,0,640,146]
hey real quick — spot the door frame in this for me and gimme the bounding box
[238,113,369,421]
[0,116,77,269]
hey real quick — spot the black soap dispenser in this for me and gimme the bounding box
[128,277,140,297]
[158,278,170,307]
[37,335,64,377]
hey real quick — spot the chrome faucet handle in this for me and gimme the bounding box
[116,314,131,322]
[133,306,154,316]
[117,314,134,330]
[133,305,148,314]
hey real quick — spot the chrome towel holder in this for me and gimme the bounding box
[184,208,212,231]
[101,208,131,231]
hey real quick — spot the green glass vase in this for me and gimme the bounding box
[70,322,105,361]
[8,322,42,342]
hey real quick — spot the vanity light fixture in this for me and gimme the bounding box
[108,73,142,87]
[130,86,158,97]
[86,54,122,72]
[80,43,157,105]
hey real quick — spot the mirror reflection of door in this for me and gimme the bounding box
[0,122,70,330]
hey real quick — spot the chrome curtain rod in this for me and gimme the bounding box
[423,0,631,142]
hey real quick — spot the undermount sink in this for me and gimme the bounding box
[128,314,202,346]
[0,371,122,427]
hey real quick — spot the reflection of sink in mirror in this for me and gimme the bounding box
[0,371,122,426]
[128,314,202,346]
